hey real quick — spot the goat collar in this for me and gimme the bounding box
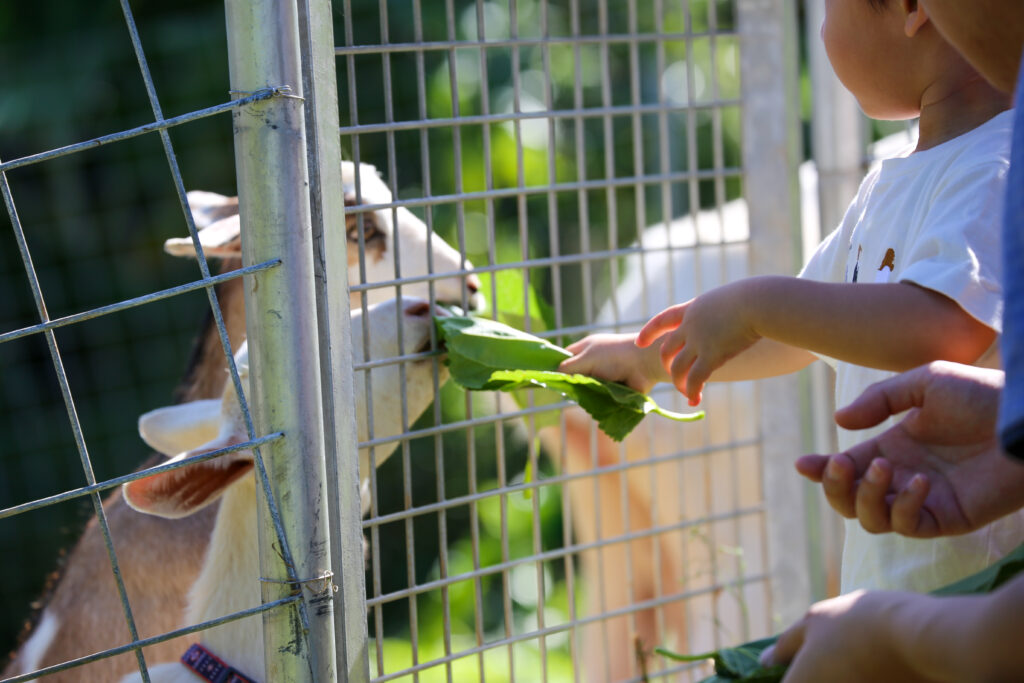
[181,643,258,683]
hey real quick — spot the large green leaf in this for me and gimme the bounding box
[435,315,704,441]
[437,315,571,387]
[474,268,565,430]
[657,637,784,682]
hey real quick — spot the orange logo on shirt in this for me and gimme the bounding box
[879,248,895,272]
[874,248,896,283]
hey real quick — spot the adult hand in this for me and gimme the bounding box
[796,361,1024,537]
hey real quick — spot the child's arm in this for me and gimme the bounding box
[560,332,814,394]
[639,275,996,403]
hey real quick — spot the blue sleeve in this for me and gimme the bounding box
[999,59,1024,460]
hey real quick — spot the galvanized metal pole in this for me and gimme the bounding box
[294,0,373,679]
[224,0,338,681]
[737,0,814,628]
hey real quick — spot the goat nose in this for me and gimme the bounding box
[464,273,486,312]
[404,301,433,318]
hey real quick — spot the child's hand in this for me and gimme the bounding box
[559,333,666,394]
[636,281,760,404]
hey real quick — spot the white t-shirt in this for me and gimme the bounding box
[800,109,1020,594]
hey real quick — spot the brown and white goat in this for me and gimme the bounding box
[3,162,480,682]
[114,297,447,683]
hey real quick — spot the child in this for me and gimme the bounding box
[560,0,1018,594]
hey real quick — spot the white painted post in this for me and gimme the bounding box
[802,0,863,601]
[737,0,815,628]
[294,0,373,678]
[224,0,338,680]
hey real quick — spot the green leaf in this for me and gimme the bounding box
[655,647,718,663]
[436,316,571,385]
[435,315,704,442]
[656,638,784,682]
[479,369,703,441]
[716,644,766,676]
[470,269,562,428]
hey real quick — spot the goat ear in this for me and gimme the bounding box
[165,190,241,259]
[341,162,387,204]
[123,437,254,519]
[139,400,222,456]
[164,213,241,259]
[185,191,239,229]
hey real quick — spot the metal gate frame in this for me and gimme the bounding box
[225,0,341,680]
[737,0,813,630]
[324,0,820,678]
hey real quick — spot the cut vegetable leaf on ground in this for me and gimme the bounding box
[663,541,1024,682]
[435,315,704,441]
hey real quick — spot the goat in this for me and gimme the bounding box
[114,297,447,683]
[3,162,480,682]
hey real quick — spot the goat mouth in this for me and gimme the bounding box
[435,296,486,316]
[465,291,486,313]
[436,303,465,316]
[414,335,444,356]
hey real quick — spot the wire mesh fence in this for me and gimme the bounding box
[0,0,322,679]
[1,0,823,682]
[337,0,807,681]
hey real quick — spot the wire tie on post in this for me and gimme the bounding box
[229,85,305,102]
[258,570,338,597]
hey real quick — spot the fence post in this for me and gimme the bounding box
[737,0,814,628]
[294,0,373,679]
[802,0,862,600]
[224,0,338,681]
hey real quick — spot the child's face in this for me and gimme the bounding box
[821,0,923,119]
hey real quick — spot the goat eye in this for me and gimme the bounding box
[363,223,382,242]
[346,218,383,244]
